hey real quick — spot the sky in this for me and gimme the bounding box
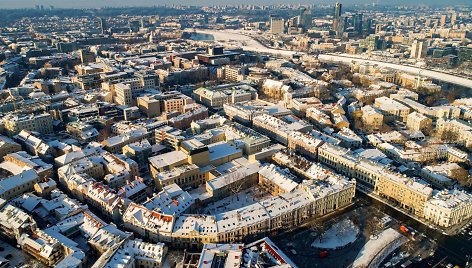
[0,0,469,9]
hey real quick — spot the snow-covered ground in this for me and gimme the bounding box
[202,186,272,215]
[319,54,472,89]
[195,29,472,89]
[196,29,296,57]
[311,219,359,249]
[352,228,407,268]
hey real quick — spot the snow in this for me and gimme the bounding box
[319,54,472,89]
[352,228,407,268]
[311,219,359,249]
[202,186,272,215]
[196,30,296,57]
[196,29,472,88]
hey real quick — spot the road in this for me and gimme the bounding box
[195,29,472,89]
[318,54,472,89]
[368,196,472,267]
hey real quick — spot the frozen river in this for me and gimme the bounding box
[195,29,472,89]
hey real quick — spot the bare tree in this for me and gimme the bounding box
[225,171,245,201]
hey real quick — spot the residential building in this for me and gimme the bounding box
[3,113,53,137]
[406,112,433,134]
[270,16,285,35]
[423,190,472,228]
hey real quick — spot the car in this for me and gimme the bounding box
[469,231,472,236]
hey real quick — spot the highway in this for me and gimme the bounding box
[318,54,472,89]
[195,29,472,89]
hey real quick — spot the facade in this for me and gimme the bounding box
[18,230,64,266]
[423,190,472,228]
[287,131,324,160]
[258,164,299,196]
[436,119,472,149]
[374,97,410,123]
[406,112,433,134]
[374,172,432,217]
[361,105,384,130]
[137,96,160,118]
[3,113,53,137]
[193,84,257,108]
[410,40,428,59]
[154,164,207,190]
[114,83,133,106]
[0,204,36,240]
[0,135,21,158]
[0,169,40,201]
[270,17,285,34]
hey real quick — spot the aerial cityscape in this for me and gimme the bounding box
[0,1,471,268]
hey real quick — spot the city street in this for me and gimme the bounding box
[272,194,471,268]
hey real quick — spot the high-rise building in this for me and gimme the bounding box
[335,16,347,37]
[451,13,457,25]
[98,17,107,34]
[363,18,372,35]
[425,18,432,27]
[353,14,363,35]
[375,23,383,34]
[270,16,285,35]
[440,15,447,27]
[332,2,342,31]
[410,40,428,59]
[298,7,312,30]
[79,49,96,64]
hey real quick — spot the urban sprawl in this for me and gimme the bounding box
[0,2,471,268]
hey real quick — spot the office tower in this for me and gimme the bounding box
[332,2,342,31]
[270,16,285,35]
[299,7,312,30]
[336,16,347,37]
[79,49,96,64]
[440,15,447,27]
[410,40,428,59]
[353,14,363,35]
[334,3,342,18]
[363,18,372,35]
[98,17,107,34]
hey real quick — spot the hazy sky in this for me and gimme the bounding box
[1,0,469,9]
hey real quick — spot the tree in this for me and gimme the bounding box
[225,171,245,201]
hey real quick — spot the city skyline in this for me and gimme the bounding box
[1,0,471,9]
[0,2,471,268]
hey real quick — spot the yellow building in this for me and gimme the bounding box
[374,172,432,217]
[3,113,53,137]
